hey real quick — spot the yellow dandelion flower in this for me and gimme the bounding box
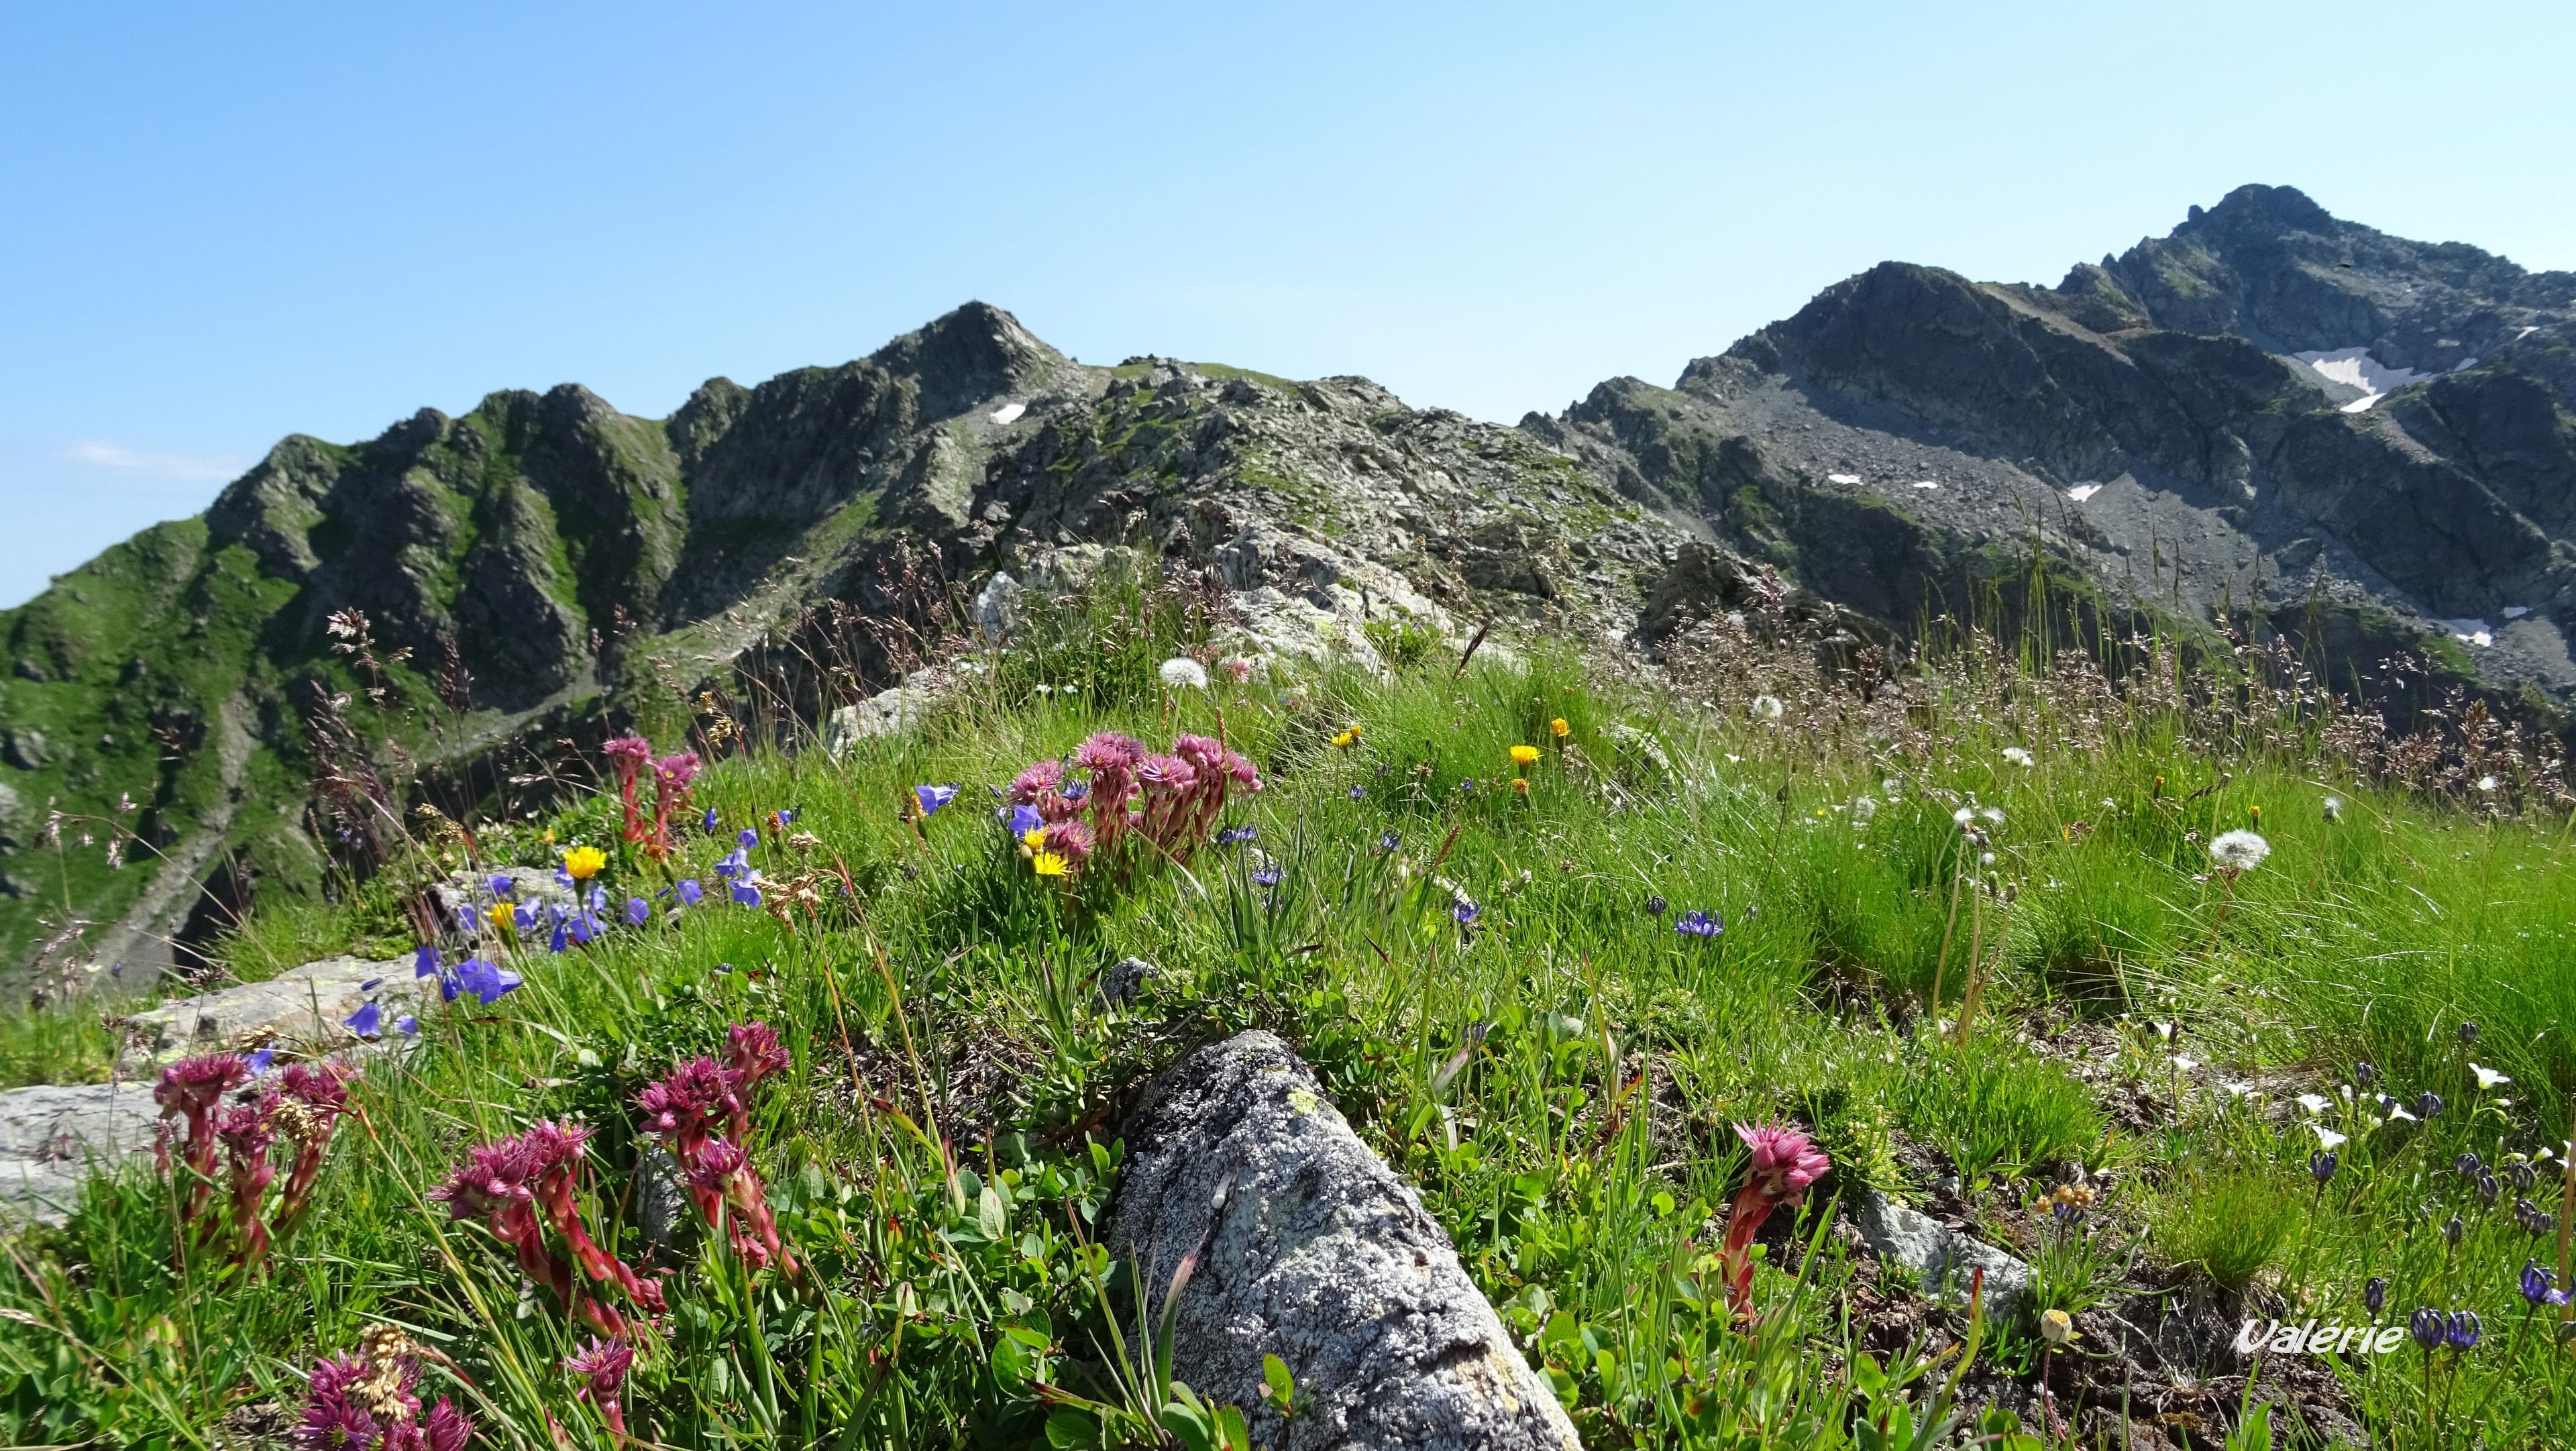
[487,903,515,934]
[562,845,608,880]
[1549,717,1570,737]
[1022,826,1048,850]
[1032,851,1071,877]
[1509,744,1540,767]
[1330,725,1362,749]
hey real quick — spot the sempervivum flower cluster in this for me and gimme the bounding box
[1719,1121,1831,1320]
[299,1326,472,1451]
[600,733,703,857]
[1000,731,1262,876]
[633,1021,800,1275]
[431,1119,664,1337]
[156,1053,358,1272]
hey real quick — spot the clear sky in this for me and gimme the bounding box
[5,1,2571,606]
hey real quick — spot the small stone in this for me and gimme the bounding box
[3,730,49,771]
[1850,1186,2035,1328]
[1099,956,1157,1008]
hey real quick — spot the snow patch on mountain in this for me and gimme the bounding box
[2292,347,2431,413]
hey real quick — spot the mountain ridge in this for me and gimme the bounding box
[6,185,2572,985]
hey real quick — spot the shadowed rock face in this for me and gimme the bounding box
[1109,1031,1578,1451]
[1536,184,2576,712]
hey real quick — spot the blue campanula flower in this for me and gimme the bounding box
[453,957,521,1004]
[1379,830,1399,853]
[703,806,720,834]
[488,873,515,900]
[739,828,760,850]
[513,902,539,932]
[1675,910,1723,938]
[733,879,763,908]
[2410,1308,2445,1349]
[345,1002,382,1037]
[586,885,607,913]
[627,896,649,926]
[2310,1151,2339,1185]
[1006,804,1042,838]
[916,784,959,817]
[245,1046,276,1077]
[1452,900,1480,926]
[439,973,462,1003]
[1060,780,1089,801]
[415,943,440,978]
[676,879,705,906]
[1250,867,1282,887]
[2447,1311,2481,1350]
[360,977,383,991]
[394,1014,419,1036]
[553,866,576,892]
[2522,1262,2565,1306]
[549,913,570,954]
[1216,826,1256,846]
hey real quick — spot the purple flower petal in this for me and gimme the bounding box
[345,1002,382,1037]
[414,943,440,978]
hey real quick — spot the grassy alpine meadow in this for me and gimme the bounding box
[4,569,2576,1450]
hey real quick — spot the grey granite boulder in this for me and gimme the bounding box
[119,955,429,1070]
[1851,1186,2035,1328]
[1109,1030,1578,1451]
[0,1081,161,1224]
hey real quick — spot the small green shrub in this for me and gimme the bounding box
[1362,618,1439,671]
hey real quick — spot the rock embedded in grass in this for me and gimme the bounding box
[1851,1186,2035,1328]
[1098,955,1157,1008]
[1110,1030,1578,1451]
[0,1081,161,1224]
[118,954,427,1070]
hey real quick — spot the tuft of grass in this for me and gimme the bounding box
[2149,1160,2302,1293]
[1900,1040,2104,1188]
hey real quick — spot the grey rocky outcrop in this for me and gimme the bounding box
[1109,1030,1576,1451]
[1850,1185,2035,1328]
[0,1081,161,1224]
[118,954,427,1071]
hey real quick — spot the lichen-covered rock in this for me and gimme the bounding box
[1109,1030,1577,1451]
[1851,1186,2034,1328]
[0,1081,161,1224]
[118,955,427,1070]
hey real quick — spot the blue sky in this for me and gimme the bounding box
[4,2,2571,606]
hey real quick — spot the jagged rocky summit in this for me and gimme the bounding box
[5,184,2573,983]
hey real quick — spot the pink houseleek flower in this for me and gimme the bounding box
[155,1052,250,1236]
[1008,759,1066,805]
[1719,1122,1830,1320]
[432,1120,659,1338]
[684,1136,800,1275]
[216,1097,280,1267]
[299,1342,474,1451]
[565,1336,637,1441]
[602,735,654,844]
[271,1062,354,1238]
[648,751,702,857]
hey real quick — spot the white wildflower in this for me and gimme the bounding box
[2295,1093,2331,1114]
[1158,657,1210,689]
[2171,1055,2199,1072]
[2477,774,2500,793]
[1752,694,1785,720]
[2471,1063,2512,1090]
[2310,1123,2349,1150]
[1953,806,1976,827]
[2001,747,2035,767]
[2208,830,2271,873]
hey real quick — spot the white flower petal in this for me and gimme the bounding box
[2311,1124,2349,1150]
